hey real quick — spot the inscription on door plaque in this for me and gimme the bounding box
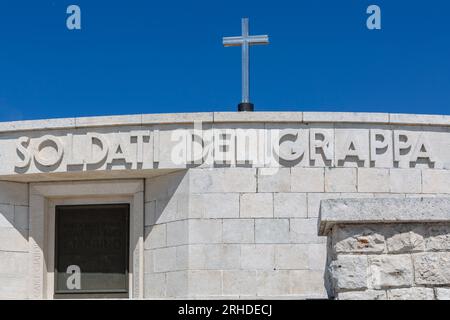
[55,204,130,297]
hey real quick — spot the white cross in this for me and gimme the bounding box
[223,18,269,105]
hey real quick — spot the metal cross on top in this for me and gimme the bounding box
[223,18,269,112]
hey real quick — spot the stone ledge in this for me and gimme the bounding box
[319,198,450,235]
[1,111,450,133]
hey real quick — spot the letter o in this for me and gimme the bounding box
[34,135,64,167]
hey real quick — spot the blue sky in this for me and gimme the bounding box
[0,0,449,121]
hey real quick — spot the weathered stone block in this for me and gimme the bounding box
[166,271,188,297]
[255,219,289,243]
[332,225,385,254]
[223,219,254,244]
[240,193,273,218]
[274,193,307,218]
[188,270,222,296]
[258,168,290,192]
[357,168,389,193]
[368,255,413,289]
[291,168,324,192]
[386,226,425,253]
[329,255,368,291]
[240,244,275,270]
[189,244,240,270]
[189,219,222,244]
[387,287,435,300]
[223,270,257,296]
[0,204,14,228]
[274,244,308,270]
[190,193,239,219]
[389,169,421,193]
[144,224,167,249]
[152,247,178,273]
[425,224,450,251]
[14,205,29,230]
[190,168,256,193]
[422,170,450,194]
[144,273,166,298]
[289,270,328,297]
[413,252,450,286]
[325,168,357,193]
[337,290,387,300]
[166,220,188,247]
[256,270,290,296]
[435,288,450,300]
[289,218,326,244]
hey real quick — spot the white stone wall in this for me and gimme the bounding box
[328,223,450,300]
[143,166,450,299]
[0,181,29,299]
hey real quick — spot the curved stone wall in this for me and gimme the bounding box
[0,111,450,299]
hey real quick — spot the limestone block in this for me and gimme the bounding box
[307,193,342,218]
[422,170,450,194]
[289,218,326,244]
[0,275,28,299]
[0,204,14,228]
[256,270,290,296]
[189,219,222,244]
[332,225,386,254]
[190,168,256,193]
[329,255,368,291]
[144,224,166,250]
[166,220,188,246]
[413,252,450,285]
[319,198,450,235]
[387,287,435,300]
[143,250,154,274]
[144,201,156,226]
[389,169,421,193]
[325,168,357,192]
[14,206,29,230]
[274,244,308,270]
[240,244,275,270]
[337,290,387,300]
[386,226,425,253]
[190,193,239,219]
[368,255,413,289]
[223,219,254,244]
[166,271,188,297]
[145,171,188,202]
[288,270,328,297]
[291,168,324,192]
[0,227,28,252]
[188,270,222,296]
[274,193,307,218]
[258,168,291,192]
[188,244,240,270]
[255,219,289,243]
[0,251,28,275]
[435,288,450,300]
[0,181,28,206]
[240,193,273,218]
[222,270,257,296]
[306,243,328,271]
[426,224,450,251]
[357,168,389,193]
[152,247,178,273]
[144,273,166,298]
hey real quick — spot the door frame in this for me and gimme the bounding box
[29,179,144,299]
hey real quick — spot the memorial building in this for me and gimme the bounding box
[0,111,450,299]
